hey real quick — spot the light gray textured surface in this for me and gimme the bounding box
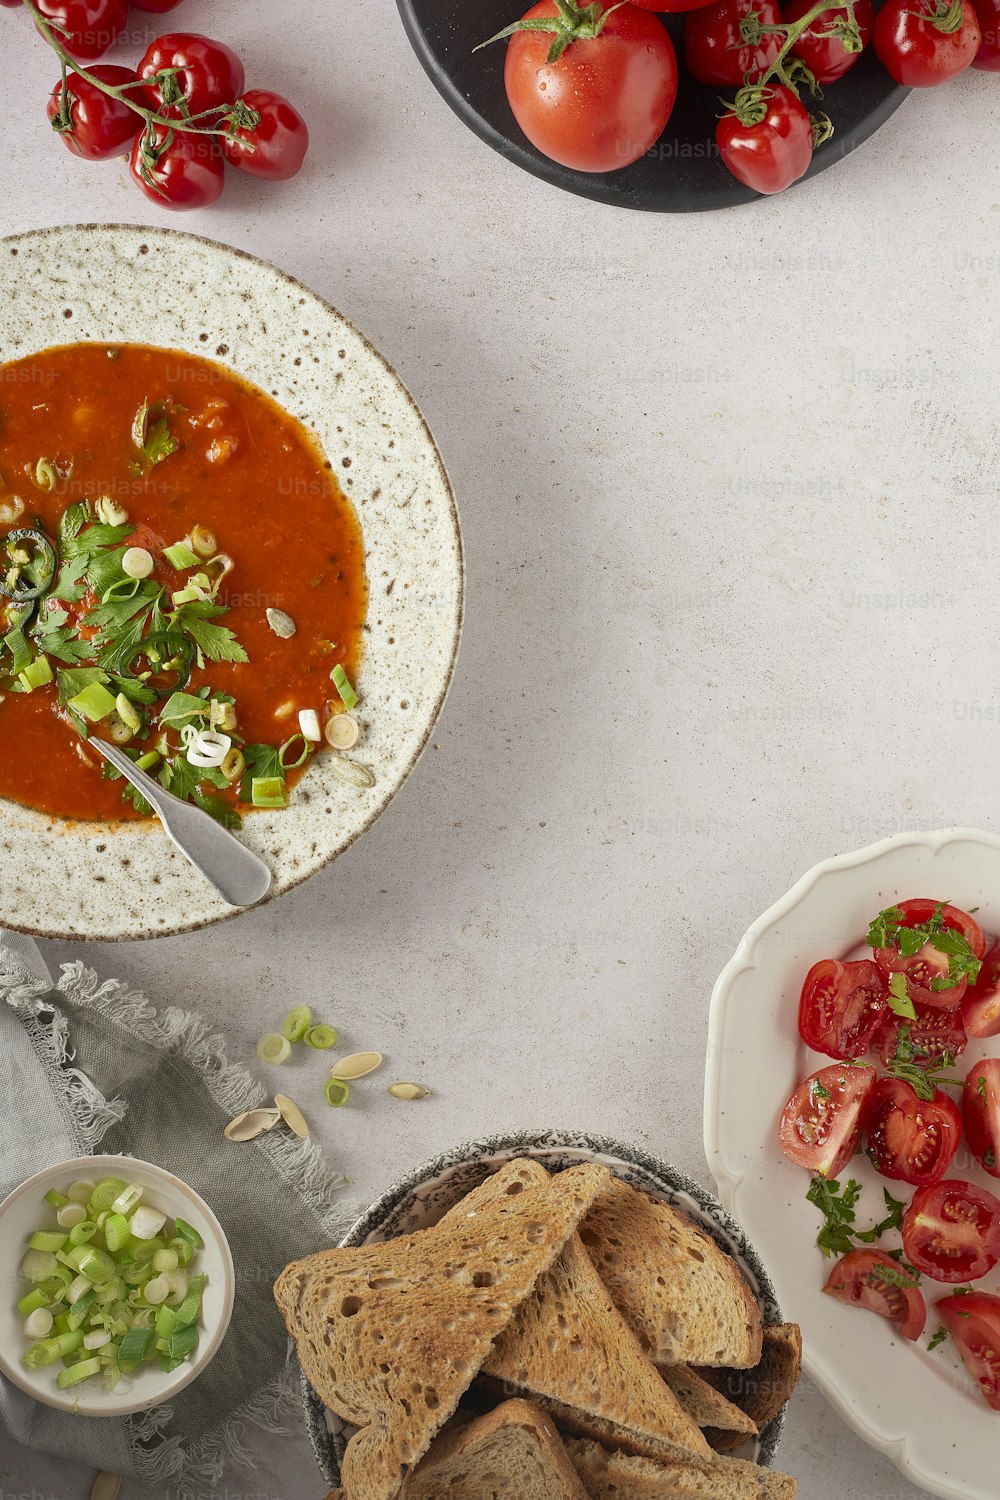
[1,0,997,1495]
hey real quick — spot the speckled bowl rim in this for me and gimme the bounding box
[0,224,464,942]
[299,1128,788,1487]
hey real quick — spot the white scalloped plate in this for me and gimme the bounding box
[0,226,463,941]
[705,828,1000,1500]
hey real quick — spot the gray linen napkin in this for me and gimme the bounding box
[0,932,359,1495]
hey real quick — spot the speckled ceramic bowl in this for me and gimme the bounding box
[299,1129,788,1488]
[0,225,463,941]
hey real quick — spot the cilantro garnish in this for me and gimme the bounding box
[883,1025,964,1101]
[854,1189,906,1244]
[808,1180,910,1259]
[170,600,249,665]
[927,1327,949,1352]
[887,972,917,1021]
[867,901,981,991]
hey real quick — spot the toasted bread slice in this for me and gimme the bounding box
[398,1399,590,1498]
[579,1179,763,1368]
[477,1379,716,1465]
[275,1161,610,1500]
[567,1438,797,1499]
[656,1364,757,1436]
[697,1324,802,1452]
[439,1162,709,1461]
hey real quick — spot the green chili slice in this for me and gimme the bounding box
[1,528,57,602]
[119,631,194,698]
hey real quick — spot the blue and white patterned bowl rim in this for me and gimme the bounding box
[300,1129,787,1487]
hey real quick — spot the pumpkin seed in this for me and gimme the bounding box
[265,608,296,639]
[330,1051,383,1081]
[274,1093,310,1139]
[224,1107,281,1142]
[91,1474,122,1500]
[329,754,374,788]
[387,1082,431,1101]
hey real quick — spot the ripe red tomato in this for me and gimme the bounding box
[964,1059,1000,1179]
[798,958,887,1060]
[873,0,981,83]
[129,127,226,211]
[962,939,1000,1037]
[865,1077,962,1187]
[46,65,142,161]
[138,33,245,118]
[876,1002,968,1072]
[684,0,783,86]
[33,0,128,61]
[972,0,1000,63]
[784,0,874,80]
[502,2,677,174]
[779,1062,876,1177]
[902,1178,1000,1282]
[221,90,309,182]
[936,1292,1000,1410]
[872,899,984,1012]
[823,1248,927,1341]
[716,86,813,196]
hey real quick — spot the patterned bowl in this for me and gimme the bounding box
[299,1128,787,1487]
[0,225,463,942]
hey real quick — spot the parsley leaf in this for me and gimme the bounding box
[171,600,249,665]
[871,1261,921,1291]
[855,1189,906,1244]
[887,972,917,1020]
[159,691,212,731]
[927,1327,949,1352]
[807,1176,863,1258]
[240,742,284,802]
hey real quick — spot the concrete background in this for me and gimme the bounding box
[2,0,998,1495]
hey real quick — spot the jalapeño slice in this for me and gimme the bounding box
[1,528,57,602]
[120,631,194,698]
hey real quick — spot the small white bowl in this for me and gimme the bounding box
[0,1155,235,1416]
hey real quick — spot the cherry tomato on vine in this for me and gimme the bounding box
[963,1059,1000,1179]
[873,0,980,83]
[962,938,1000,1036]
[46,65,143,160]
[496,0,678,174]
[936,1292,1000,1410]
[717,85,813,196]
[129,126,226,211]
[138,33,245,118]
[778,1062,876,1177]
[823,1249,927,1341]
[33,0,128,62]
[784,0,874,80]
[221,90,309,181]
[971,0,1000,63]
[798,958,888,1059]
[902,1178,1000,1282]
[865,1077,962,1187]
[872,899,985,1012]
[684,0,783,86]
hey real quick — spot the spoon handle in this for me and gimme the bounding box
[92,739,274,909]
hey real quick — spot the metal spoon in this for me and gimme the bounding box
[92,738,274,909]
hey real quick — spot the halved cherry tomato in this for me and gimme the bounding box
[784,0,874,80]
[684,0,783,86]
[972,0,1000,64]
[962,938,1000,1037]
[963,1059,1000,1179]
[33,0,128,61]
[47,65,142,161]
[872,899,984,1012]
[936,1292,1000,1410]
[779,1062,876,1177]
[902,1178,1000,1282]
[876,1002,968,1072]
[138,33,246,119]
[865,1077,962,1187]
[501,1,678,174]
[128,128,226,211]
[798,958,887,1059]
[716,85,813,196]
[221,90,309,182]
[823,1248,927,1341]
[873,0,981,83]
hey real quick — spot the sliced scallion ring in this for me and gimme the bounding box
[282,1005,313,1043]
[304,1024,338,1051]
[324,1078,350,1108]
[257,1033,291,1066]
[278,734,310,770]
[330,664,357,710]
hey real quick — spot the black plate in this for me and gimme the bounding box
[396,0,909,211]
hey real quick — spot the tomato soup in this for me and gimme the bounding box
[0,343,367,822]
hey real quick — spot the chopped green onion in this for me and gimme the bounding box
[325,1078,350,1108]
[56,1203,87,1230]
[68,1221,98,1246]
[18,654,53,693]
[331,664,357,710]
[117,1325,155,1368]
[114,693,141,732]
[28,1231,68,1254]
[66,1274,93,1305]
[173,1275,206,1329]
[135,751,161,773]
[67,681,117,723]
[24,1308,54,1340]
[282,1004,313,1043]
[170,1237,195,1267]
[167,1325,199,1359]
[189,526,216,559]
[111,1184,143,1216]
[152,1247,179,1275]
[88,1179,126,1215]
[68,1180,97,1205]
[171,585,206,607]
[305,1024,338,1050]
[57,1355,102,1389]
[18,1288,51,1316]
[43,1189,69,1211]
[257,1032,291,1065]
[20,1250,58,1283]
[278,734,310,770]
[22,1330,84,1369]
[121,547,154,580]
[77,1246,114,1282]
[102,1213,131,1254]
[163,542,200,571]
[66,1290,97,1331]
[251,776,286,808]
